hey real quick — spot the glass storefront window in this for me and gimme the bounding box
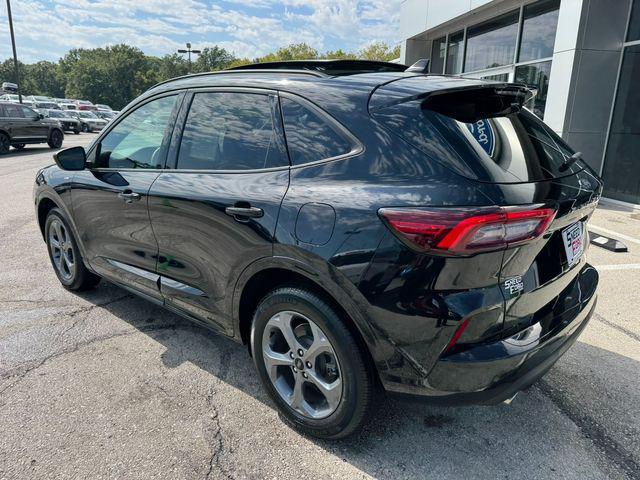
[628,0,640,41]
[519,0,560,62]
[446,31,465,74]
[515,61,552,119]
[465,11,519,72]
[602,45,640,203]
[430,36,446,74]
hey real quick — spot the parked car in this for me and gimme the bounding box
[95,110,116,121]
[27,95,52,104]
[33,60,601,439]
[42,109,80,134]
[0,100,64,153]
[95,103,113,112]
[66,110,107,132]
[34,101,61,112]
[75,99,96,111]
[0,94,20,102]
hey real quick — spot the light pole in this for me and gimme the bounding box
[5,0,22,103]
[178,42,201,73]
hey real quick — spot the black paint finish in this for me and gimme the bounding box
[33,69,602,404]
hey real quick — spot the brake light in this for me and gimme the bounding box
[378,205,556,255]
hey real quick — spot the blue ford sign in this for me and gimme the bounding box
[466,119,496,157]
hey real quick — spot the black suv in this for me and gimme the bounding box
[0,101,64,153]
[33,60,601,439]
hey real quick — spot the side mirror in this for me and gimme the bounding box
[54,146,86,171]
[38,113,44,119]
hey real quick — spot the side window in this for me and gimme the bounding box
[5,104,24,118]
[177,92,285,170]
[0,105,5,118]
[19,105,37,118]
[96,95,177,169]
[280,97,353,165]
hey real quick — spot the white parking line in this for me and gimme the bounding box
[594,263,640,271]
[589,224,640,245]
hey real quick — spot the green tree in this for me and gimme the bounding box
[320,49,356,60]
[23,61,65,97]
[63,45,156,109]
[153,53,190,81]
[256,43,319,63]
[358,42,401,62]
[193,46,235,72]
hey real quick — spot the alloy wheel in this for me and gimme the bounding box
[262,310,342,419]
[48,218,76,281]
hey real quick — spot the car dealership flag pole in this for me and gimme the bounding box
[5,0,22,103]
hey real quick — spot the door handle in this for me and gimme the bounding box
[225,205,264,220]
[118,190,141,203]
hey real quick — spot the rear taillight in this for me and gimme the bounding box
[378,205,556,255]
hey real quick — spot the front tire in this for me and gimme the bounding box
[251,288,375,439]
[47,129,63,149]
[81,124,89,133]
[45,208,100,291]
[73,129,80,135]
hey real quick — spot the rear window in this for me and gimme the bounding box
[372,91,584,183]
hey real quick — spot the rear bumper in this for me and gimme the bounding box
[385,266,598,405]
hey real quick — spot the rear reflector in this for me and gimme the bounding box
[379,205,556,255]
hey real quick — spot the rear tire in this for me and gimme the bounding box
[0,133,10,154]
[45,208,100,291]
[73,129,80,135]
[251,287,375,439]
[47,129,63,149]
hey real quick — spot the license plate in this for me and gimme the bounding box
[562,222,584,267]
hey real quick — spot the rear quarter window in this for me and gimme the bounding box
[281,97,355,165]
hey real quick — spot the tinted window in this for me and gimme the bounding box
[515,60,552,118]
[372,99,583,183]
[519,0,559,62]
[445,31,464,74]
[281,97,352,165]
[96,95,177,169]
[465,11,519,72]
[5,104,24,118]
[430,37,446,74]
[177,92,284,171]
[20,105,37,118]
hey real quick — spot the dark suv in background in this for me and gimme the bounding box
[33,60,601,439]
[0,101,64,153]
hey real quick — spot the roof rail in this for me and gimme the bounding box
[150,68,327,90]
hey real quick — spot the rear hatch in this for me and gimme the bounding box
[371,76,602,340]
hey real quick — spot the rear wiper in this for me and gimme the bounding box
[560,151,582,171]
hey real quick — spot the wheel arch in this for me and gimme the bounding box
[232,257,386,382]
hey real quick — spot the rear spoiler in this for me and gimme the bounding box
[370,83,536,123]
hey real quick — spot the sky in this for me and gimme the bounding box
[0,0,402,63]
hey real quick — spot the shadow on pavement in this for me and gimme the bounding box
[73,282,637,479]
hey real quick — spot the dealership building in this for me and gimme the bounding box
[399,0,640,205]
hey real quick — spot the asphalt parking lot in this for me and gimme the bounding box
[1,135,639,480]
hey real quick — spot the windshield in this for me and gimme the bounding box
[79,111,98,118]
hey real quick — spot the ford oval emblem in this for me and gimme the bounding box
[467,119,496,157]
